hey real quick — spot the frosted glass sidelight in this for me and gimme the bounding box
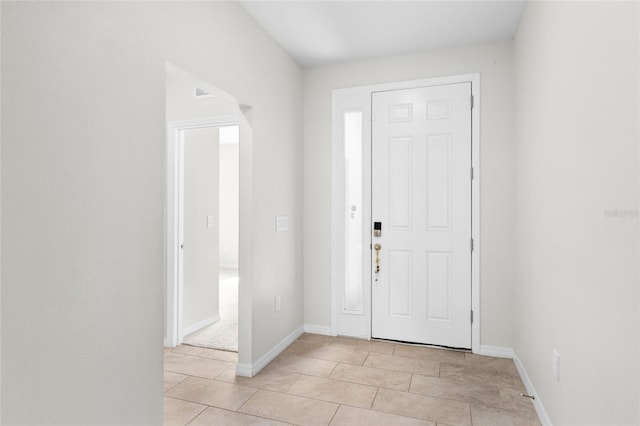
[344,111,364,313]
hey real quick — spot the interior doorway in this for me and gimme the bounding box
[182,125,240,352]
[164,63,253,367]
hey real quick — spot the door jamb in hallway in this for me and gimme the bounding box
[166,115,240,348]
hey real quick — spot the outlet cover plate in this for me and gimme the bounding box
[275,216,288,232]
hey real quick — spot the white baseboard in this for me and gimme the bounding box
[303,323,334,336]
[476,346,551,425]
[235,363,253,377]
[478,345,514,359]
[183,314,220,337]
[513,351,553,426]
[236,325,304,377]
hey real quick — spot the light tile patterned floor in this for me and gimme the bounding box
[164,333,540,426]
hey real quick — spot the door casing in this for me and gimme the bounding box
[330,74,480,354]
[165,115,240,348]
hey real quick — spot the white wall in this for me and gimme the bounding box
[219,134,240,269]
[0,2,3,418]
[183,127,220,331]
[513,2,639,424]
[1,2,303,424]
[303,41,516,347]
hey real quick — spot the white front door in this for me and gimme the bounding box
[371,83,472,349]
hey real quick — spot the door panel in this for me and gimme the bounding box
[426,251,451,321]
[389,250,412,317]
[371,83,472,348]
[427,134,451,230]
[388,137,412,229]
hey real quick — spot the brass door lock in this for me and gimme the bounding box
[374,243,382,282]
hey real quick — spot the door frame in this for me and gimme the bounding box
[165,115,240,347]
[331,74,480,353]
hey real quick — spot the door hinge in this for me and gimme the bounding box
[470,238,474,252]
[471,310,474,323]
[470,166,474,181]
[470,95,474,110]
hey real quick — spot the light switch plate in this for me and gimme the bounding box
[275,216,288,232]
[207,215,214,228]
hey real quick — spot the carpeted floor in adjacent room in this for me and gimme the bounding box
[183,269,238,352]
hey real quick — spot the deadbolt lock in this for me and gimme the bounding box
[373,221,382,237]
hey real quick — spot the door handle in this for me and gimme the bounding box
[374,243,381,282]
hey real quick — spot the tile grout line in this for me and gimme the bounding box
[285,373,307,395]
[165,352,237,369]
[321,367,413,393]
[277,379,379,411]
[162,394,216,409]
[183,404,208,426]
[369,387,380,410]
[163,368,234,383]
[327,404,341,426]
[170,346,239,362]
[234,391,256,414]
[327,360,340,377]
[163,374,189,393]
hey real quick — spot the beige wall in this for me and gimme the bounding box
[513,2,639,424]
[1,2,303,424]
[183,127,220,331]
[303,41,516,347]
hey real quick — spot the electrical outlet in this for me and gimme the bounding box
[275,216,288,232]
[552,350,560,381]
[275,295,281,312]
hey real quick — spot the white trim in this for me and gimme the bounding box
[330,95,340,337]
[165,115,241,348]
[331,74,481,352]
[479,345,514,359]
[331,95,372,338]
[513,351,553,426]
[303,324,335,336]
[235,325,304,377]
[470,75,481,355]
[182,314,220,337]
[476,346,551,426]
[235,363,253,377]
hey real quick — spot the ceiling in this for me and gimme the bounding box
[239,1,527,68]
